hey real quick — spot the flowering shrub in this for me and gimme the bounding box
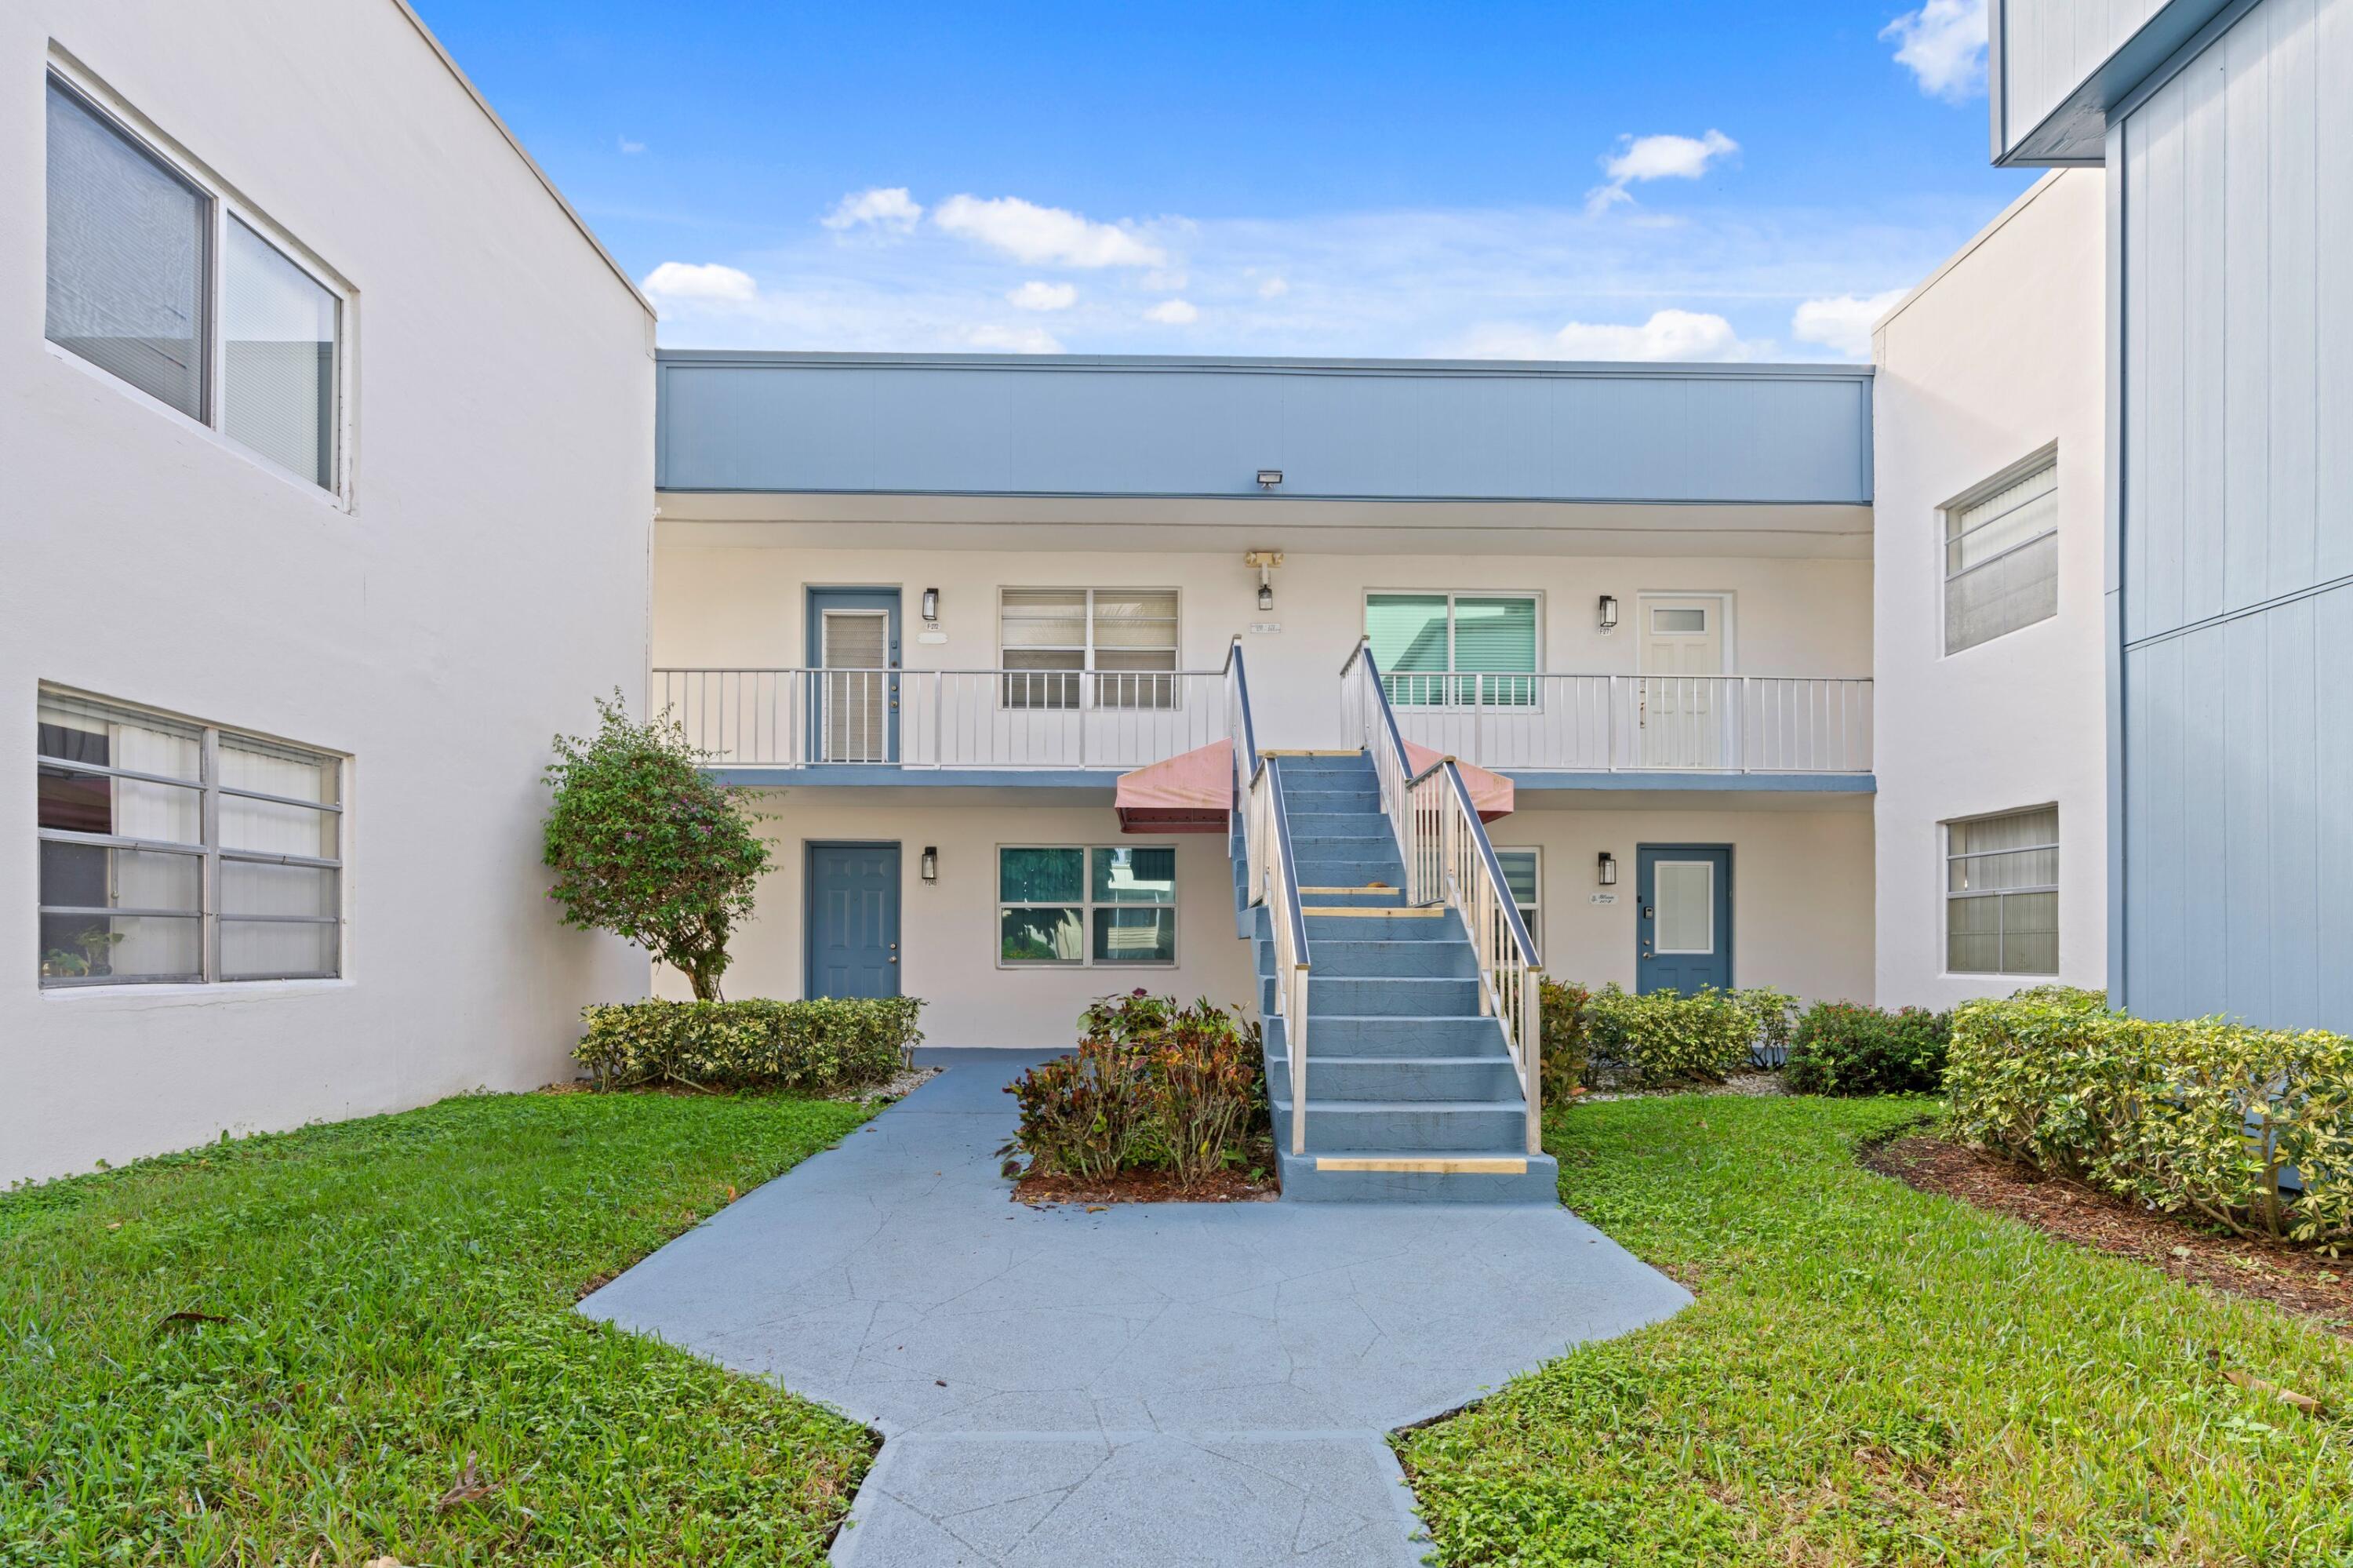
[1946,988,2353,1245]
[1785,1001,1951,1096]
[1006,991,1264,1188]
[576,995,922,1091]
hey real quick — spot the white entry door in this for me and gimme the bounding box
[1638,597,1729,768]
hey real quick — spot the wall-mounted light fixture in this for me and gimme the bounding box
[920,846,939,883]
[921,588,940,624]
[1244,550,1284,612]
[1256,468,1283,489]
[1596,850,1617,886]
[1597,595,1620,633]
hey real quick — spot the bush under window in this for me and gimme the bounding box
[1786,1000,1952,1096]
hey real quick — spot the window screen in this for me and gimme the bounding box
[1945,460,2058,654]
[45,76,209,420]
[1946,806,2057,975]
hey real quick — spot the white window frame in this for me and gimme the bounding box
[1362,589,1545,709]
[1943,805,2059,977]
[1940,446,2058,657]
[36,684,347,988]
[995,843,1180,970]
[1493,846,1541,962]
[45,58,355,505]
[997,588,1182,711]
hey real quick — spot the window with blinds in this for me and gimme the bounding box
[1945,806,2057,976]
[1495,848,1541,959]
[1944,456,2057,654]
[36,687,344,986]
[999,589,1179,710]
[44,72,345,496]
[1365,592,1538,707]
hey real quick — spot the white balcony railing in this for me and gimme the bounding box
[653,668,1230,770]
[1382,673,1873,773]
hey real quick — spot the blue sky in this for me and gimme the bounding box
[411,0,2024,361]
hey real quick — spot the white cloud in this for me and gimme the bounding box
[966,323,1064,353]
[1791,288,1910,358]
[1144,298,1199,325]
[639,261,758,307]
[823,186,925,233]
[1587,129,1739,215]
[933,194,1168,268]
[1882,0,1988,103]
[1463,308,1763,363]
[1257,275,1291,300]
[1007,280,1078,311]
[618,136,646,155]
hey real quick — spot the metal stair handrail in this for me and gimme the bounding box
[1228,640,1313,1155]
[1343,639,1544,1154]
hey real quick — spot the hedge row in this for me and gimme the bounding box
[1539,982,1782,1092]
[1786,1001,1951,1096]
[575,996,924,1093]
[1947,986,2353,1244]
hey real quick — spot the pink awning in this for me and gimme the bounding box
[1402,740,1514,822]
[1115,739,1232,834]
[1114,739,1513,834]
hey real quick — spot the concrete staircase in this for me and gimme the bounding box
[1244,751,1558,1203]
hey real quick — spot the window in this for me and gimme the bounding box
[1945,806,2057,976]
[999,590,1179,710]
[1944,455,2057,653]
[38,689,344,986]
[44,71,344,496]
[1366,592,1538,707]
[998,846,1176,966]
[1495,847,1541,959]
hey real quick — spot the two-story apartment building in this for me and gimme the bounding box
[2,0,654,1185]
[649,354,1880,1057]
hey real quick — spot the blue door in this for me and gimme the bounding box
[806,588,900,763]
[806,842,900,999]
[1636,846,1732,995]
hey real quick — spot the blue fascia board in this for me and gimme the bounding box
[654,351,1875,506]
[1502,771,1876,795]
[707,766,1125,791]
[1994,0,2251,166]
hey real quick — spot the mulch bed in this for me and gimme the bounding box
[1013,1165,1278,1206]
[1863,1133,2353,1334]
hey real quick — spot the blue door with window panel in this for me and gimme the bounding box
[806,842,900,999]
[805,588,900,763]
[1636,846,1731,995]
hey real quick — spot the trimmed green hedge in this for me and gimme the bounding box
[1947,986,2353,1244]
[575,996,924,1092]
[1786,1000,1951,1096]
[1586,983,1755,1087]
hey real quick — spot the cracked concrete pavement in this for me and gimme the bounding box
[579,1050,1689,1566]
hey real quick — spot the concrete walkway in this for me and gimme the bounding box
[580,1051,1689,1567]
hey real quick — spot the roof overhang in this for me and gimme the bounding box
[1992,0,2250,166]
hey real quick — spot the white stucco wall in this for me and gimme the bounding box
[674,797,1871,1046]
[652,540,1874,752]
[2,2,655,1183]
[665,801,1257,1046]
[1871,169,2108,1010]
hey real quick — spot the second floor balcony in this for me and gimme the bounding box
[655,664,1873,780]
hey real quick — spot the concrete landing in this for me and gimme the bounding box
[578,1050,1690,1566]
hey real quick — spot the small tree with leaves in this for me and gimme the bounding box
[542,693,771,1000]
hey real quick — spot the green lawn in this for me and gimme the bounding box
[1401,1095,2353,1567]
[0,1090,877,1566]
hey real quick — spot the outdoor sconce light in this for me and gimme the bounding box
[920,846,939,883]
[1597,851,1618,886]
[1256,468,1283,489]
[921,588,940,624]
[1244,550,1284,612]
[1597,595,1620,632]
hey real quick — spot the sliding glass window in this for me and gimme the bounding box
[1365,592,1538,708]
